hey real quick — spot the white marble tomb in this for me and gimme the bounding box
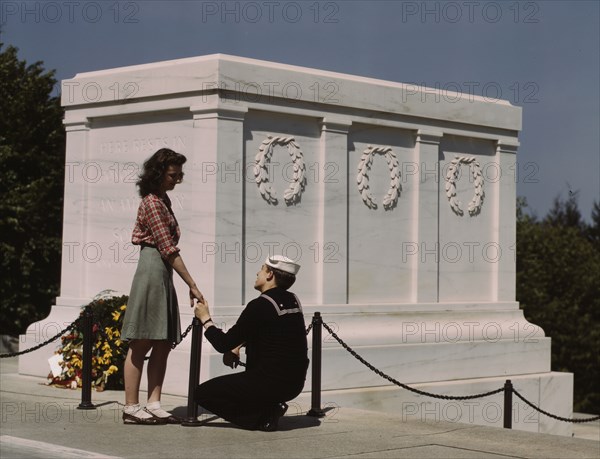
[19,54,573,435]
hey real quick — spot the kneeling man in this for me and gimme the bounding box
[193,255,309,431]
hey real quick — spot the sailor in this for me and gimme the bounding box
[193,255,309,431]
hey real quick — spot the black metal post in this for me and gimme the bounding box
[307,312,325,417]
[503,379,513,429]
[181,318,203,426]
[78,308,95,410]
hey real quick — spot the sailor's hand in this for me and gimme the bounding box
[223,351,240,369]
[193,298,211,325]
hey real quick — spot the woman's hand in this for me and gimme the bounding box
[189,286,205,308]
[193,298,211,325]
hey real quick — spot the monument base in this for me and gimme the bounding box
[19,301,573,436]
[294,372,573,437]
[18,301,84,377]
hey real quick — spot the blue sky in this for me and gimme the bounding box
[2,0,599,221]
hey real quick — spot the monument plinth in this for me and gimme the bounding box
[20,54,572,435]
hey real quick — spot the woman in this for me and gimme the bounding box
[120,148,205,425]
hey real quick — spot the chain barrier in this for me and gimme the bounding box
[320,320,502,401]
[1,310,194,359]
[306,321,313,336]
[172,320,194,349]
[512,387,600,423]
[0,310,89,359]
[319,318,599,423]
[5,308,597,424]
[4,299,313,358]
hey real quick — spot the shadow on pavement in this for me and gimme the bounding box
[170,405,323,431]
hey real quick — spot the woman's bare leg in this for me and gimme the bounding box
[147,340,171,403]
[124,339,153,406]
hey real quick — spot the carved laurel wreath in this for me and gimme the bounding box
[356,145,401,210]
[254,135,306,206]
[444,155,485,216]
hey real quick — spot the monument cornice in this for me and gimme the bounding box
[60,92,519,145]
[62,54,522,132]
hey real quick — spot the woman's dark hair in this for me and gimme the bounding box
[266,266,296,290]
[137,148,187,197]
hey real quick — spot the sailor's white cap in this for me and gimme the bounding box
[265,255,300,275]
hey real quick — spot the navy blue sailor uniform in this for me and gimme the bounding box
[195,287,309,430]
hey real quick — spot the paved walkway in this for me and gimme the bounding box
[1,357,598,459]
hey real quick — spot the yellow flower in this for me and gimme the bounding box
[71,354,82,369]
[106,365,118,375]
[53,298,130,390]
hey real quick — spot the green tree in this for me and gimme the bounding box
[517,196,600,413]
[545,193,584,229]
[0,44,65,335]
[587,201,600,248]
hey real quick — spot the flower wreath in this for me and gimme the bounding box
[254,135,307,206]
[356,145,401,210]
[47,291,129,391]
[444,155,485,216]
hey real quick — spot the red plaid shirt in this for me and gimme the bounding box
[131,193,180,259]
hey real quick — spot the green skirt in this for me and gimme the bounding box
[121,246,181,344]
